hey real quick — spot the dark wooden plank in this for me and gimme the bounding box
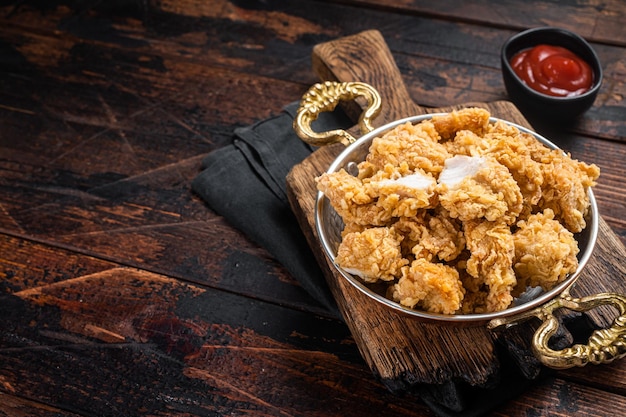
[326,0,626,46]
[0,236,624,416]
[0,222,328,317]
[560,359,626,397]
[0,1,333,313]
[0,253,439,417]
[0,33,303,142]
[0,234,114,293]
[0,1,623,143]
[0,392,83,417]
[0,149,330,313]
[494,377,626,416]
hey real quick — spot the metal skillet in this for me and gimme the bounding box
[293,80,626,370]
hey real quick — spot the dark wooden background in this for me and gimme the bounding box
[1,1,625,416]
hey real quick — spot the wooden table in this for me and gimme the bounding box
[1,1,625,416]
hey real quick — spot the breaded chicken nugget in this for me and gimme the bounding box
[368,164,438,218]
[335,227,408,283]
[514,130,600,233]
[437,155,523,224]
[316,169,390,226]
[392,258,465,314]
[513,209,579,294]
[464,219,517,312]
[446,124,544,220]
[536,151,599,233]
[431,107,491,140]
[393,208,465,262]
[486,129,544,220]
[359,121,450,176]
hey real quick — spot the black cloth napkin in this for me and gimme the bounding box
[192,102,351,315]
[191,102,577,416]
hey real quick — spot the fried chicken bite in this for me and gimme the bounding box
[511,129,600,233]
[463,219,517,313]
[367,163,438,218]
[340,221,367,238]
[443,128,489,156]
[335,227,408,283]
[391,258,465,314]
[513,209,579,294]
[535,151,599,233]
[393,213,425,258]
[431,107,491,140]
[486,128,544,220]
[358,121,450,176]
[317,163,438,227]
[446,124,545,220]
[316,169,390,226]
[437,155,523,224]
[457,267,491,314]
[393,208,465,262]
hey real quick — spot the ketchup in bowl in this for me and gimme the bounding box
[510,44,593,97]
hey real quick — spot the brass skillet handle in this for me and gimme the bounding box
[489,292,626,369]
[293,81,382,146]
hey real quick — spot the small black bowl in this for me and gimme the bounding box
[501,27,602,123]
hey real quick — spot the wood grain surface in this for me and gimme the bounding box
[1,1,625,416]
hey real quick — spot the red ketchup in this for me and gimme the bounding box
[510,44,593,97]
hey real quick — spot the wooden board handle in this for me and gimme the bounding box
[312,30,423,125]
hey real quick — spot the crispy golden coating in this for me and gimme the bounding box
[393,209,465,263]
[358,121,450,176]
[513,209,579,293]
[535,151,599,233]
[445,124,544,220]
[487,123,545,215]
[335,227,408,283]
[317,164,438,225]
[463,220,517,313]
[392,258,465,314]
[510,128,599,232]
[316,169,389,226]
[368,163,438,218]
[317,107,598,314]
[437,155,523,225]
[431,107,491,140]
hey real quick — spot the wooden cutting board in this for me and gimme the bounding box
[286,30,626,389]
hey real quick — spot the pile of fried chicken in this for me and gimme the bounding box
[317,108,599,314]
